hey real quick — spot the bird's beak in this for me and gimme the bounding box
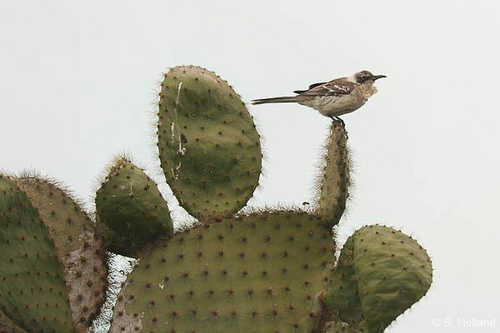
[371,75,387,81]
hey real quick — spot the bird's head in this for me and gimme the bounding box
[354,70,386,84]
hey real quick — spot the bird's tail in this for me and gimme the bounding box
[251,96,299,105]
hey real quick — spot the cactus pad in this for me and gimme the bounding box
[96,157,173,258]
[325,225,433,333]
[15,175,108,330]
[0,175,73,332]
[110,211,335,332]
[157,66,262,220]
[315,121,350,228]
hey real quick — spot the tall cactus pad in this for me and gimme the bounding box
[157,66,262,220]
[324,225,433,333]
[315,121,350,228]
[96,157,173,258]
[15,176,108,330]
[0,175,73,332]
[110,212,335,333]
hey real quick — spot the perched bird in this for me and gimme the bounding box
[251,70,386,123]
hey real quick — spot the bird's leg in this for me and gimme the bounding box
[329,115,345,127]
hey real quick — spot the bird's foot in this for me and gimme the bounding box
[329,115,345,127]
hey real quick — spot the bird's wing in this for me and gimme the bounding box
[300,80,357,96]
[293,82,327,94]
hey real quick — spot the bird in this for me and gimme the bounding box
[251,70,386,124]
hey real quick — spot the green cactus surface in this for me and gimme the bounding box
[0,175,73,332]
[111,211,335,333]
[96,157,174,258]
[14,175,108,330]
[0,309,27,333]
[157,65,262,220]
[314,121,350,228]
[324,225,433,333]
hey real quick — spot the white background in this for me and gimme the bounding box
[1,1,499,332]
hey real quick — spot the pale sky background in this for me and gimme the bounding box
[1,1,499,332]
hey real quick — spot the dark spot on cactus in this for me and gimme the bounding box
[196,251,203,258]
[262,270,268,277]
[169,294,175,301]
[222,269,228,276]
[282,268,288,274]
[241,236,247,243]
[288,235,295,242]
[217,251,225,257]
[145,283,151,289]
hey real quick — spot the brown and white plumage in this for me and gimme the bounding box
[251,70,386,121]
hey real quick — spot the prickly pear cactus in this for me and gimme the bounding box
[0,65,433,333]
